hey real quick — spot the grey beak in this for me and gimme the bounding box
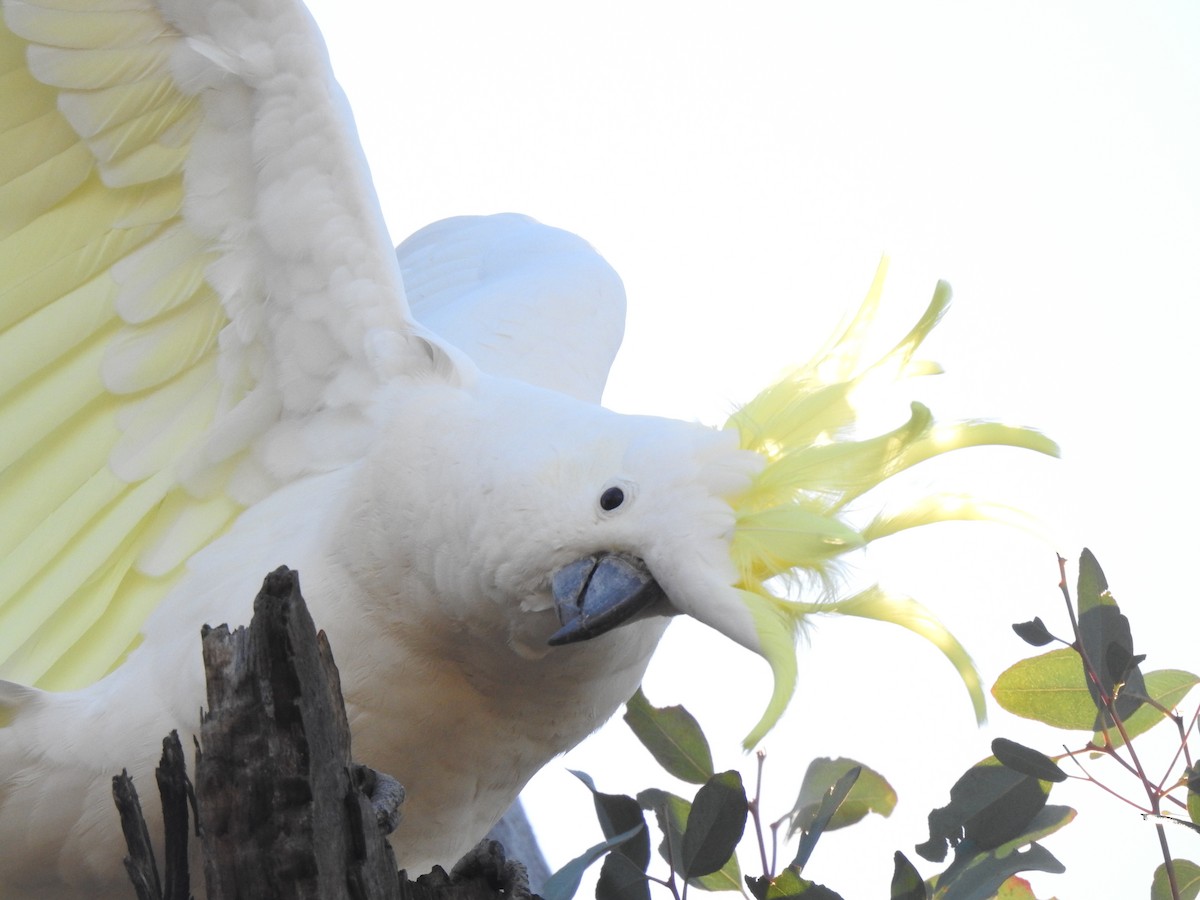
[548,553,669,645]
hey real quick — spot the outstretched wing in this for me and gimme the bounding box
[398,213,626,404]
[0,0,450,691]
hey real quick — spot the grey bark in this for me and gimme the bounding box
[112,566,542,900]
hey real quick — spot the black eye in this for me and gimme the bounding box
[599,486,625,511]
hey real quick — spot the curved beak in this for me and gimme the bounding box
[548,553,670,645]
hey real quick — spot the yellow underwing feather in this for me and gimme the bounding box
[0,7,243,690]
[726,261,1058,746]
[1,0,419,693]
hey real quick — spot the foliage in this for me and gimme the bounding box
[544,550,1200,899]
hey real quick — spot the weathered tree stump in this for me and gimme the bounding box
[112,566,538,900]
[197,566,402,899]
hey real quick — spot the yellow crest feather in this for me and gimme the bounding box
[725,260,1058,747]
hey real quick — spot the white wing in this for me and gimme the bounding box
[0,0,456,690]
[398,213,625,404]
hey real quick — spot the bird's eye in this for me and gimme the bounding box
[599,486,625,511]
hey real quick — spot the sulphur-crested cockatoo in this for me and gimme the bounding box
[0,1,1057,897]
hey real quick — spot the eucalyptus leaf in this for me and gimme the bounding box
[890,851,928,900]
[1188,766,1200,829]
[931,842,1063,900]
[990,738,1066,783]
[991,648,1094,729]
[624,689,715,784]
[760,865,844,900]
[793,766,861,870]
[570,770,650,870]
[1011,618,1055,647]
[994,875,1043,899]
[597,851,652,900]
[1075,548,1110,616]
[1077,602,1146,728]
[989,805,1076,857]
[1096,669,1200,748]
[681,771,748,878]
[1150,859,1200,900]
[788,757,896,838]
[638,788,743,891]
[542,825,645,900]
[916,758,1049,863]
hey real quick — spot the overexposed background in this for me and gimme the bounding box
[303,3,1200,896]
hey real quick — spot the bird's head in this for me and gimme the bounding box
[354,261,1057,747]
[530,263,1058,747]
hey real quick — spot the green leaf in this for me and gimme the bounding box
[570,771,650,870]
[624,689,715,784]
[638,788,688,867]
[890,852,928,900]
[916,758,1050,863]
[542,825,645,900]
[993,876,1039,899]
[1077,602,1146,728]
[788,757,897,839]
[1099,669,1200,748]
[690,857,745,893]
[597,851,652,900]
[992,649,1195,741]
[1151,859,1200,900]
[992,648,1094,729]
[681,771,748,879]
[989,805,1076,857]
[1075,548,1110,616]
[638,787,743,891]
[1071,550,1149,729]
[1011,618,1055,647]
[758,865,845,900]
[792,766,861,870]
[931,842,1064,900]
[1188,766,1200,829]
[990,738,1066,783]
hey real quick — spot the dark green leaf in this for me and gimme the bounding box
[542,825,644,900]
[1188,766,1200,829]
[916,758,1049,863]
[788,757,896,838]
[597,851,652,900]
[624,689,715,784]
[792,766,861,870]
[890,852,928,900]
[1078,603,1147,728]
[1151,859,1200,900]
[1075,548,1109,616]
[760,865,844,900]
[638,787,743,891]
[570,770,650,870]
[993,804,1076,853]
[1099,669,1200,748]
[681,771,747,878]
[1012,618,1055,647]
[931,841,1064,900]
[1070,550,1147,728]
[637,788,688,870]
[990,739,1066,783]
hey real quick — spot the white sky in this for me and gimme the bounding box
[303,3,1200,896]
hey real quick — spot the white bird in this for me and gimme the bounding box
[0,1,1056,897]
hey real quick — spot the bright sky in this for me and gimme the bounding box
[303,3,1200,896]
